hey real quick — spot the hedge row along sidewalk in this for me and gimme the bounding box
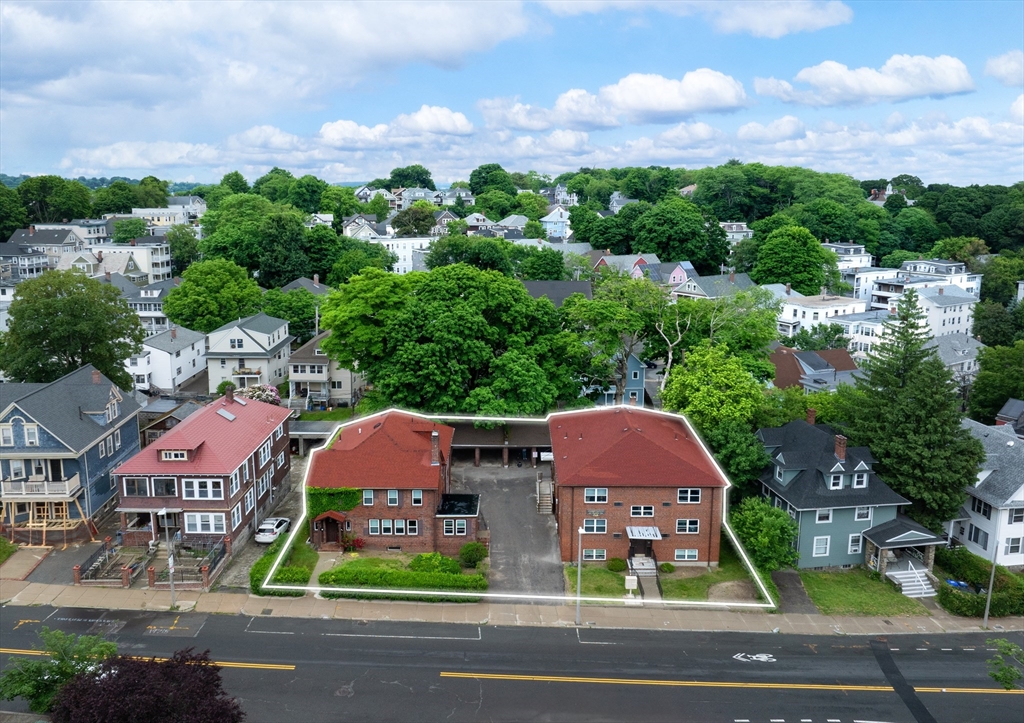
[935,546,1024,618]
[317,551,487,602]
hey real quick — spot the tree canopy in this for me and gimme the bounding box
[751,225,840,295]
[631,197,728,274]
[661,341,764,432]
[969,340,1024,424]
[163,259,263,333]
[0,271,143,388]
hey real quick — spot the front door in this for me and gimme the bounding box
[325,519,339,543]
[49,459,62,481]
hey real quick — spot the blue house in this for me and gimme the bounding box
[756,416,946,597]
[1,365,141,543]
[593,354,648,407]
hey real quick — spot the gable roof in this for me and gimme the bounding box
[212,312,288,335]
[308,411,454,490]
[683,272,754,298]
[289,330,332,362]
[961,420,1024,507]
[143,326,206,354]
[862,516,947,548]
[924,333,985,367]
[915,286,978,307]
[497,214,529,227]
[115,395,290,476]
[756,420,907,510]
[281,277,333,296]
[2,365,141,453]
[6,228,79,245]
[521,280,593,308]
[548,407,727,489]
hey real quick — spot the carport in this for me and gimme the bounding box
[449,421,553,468]
[289,421,340,456]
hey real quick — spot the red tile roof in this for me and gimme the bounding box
[308,412,453,490]
[114,397,290,476]
[548,407,727,488]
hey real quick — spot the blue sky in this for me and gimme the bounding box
[1,1,1021,185]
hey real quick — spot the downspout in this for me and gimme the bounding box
[707,487,715,565]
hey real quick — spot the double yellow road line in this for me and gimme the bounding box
[440,671,1024,695]
[0,647,294,671]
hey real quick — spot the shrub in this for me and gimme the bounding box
[459,542,488,568]
[272,566,313,585]
[659,562,676,574]
[409,552,461,575]
[935,546,1024,617]
[216,380,236,396]
[318,566,487,591]
[606,558,627,572]
[730,497,798,572]
[249,535,304,597]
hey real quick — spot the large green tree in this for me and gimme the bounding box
[133,176,169,207]
[978,252,1024,305]
[112,218,148,244]
[387,164,436,191]
[320,186,361,219]
[166,223,200,275]
[287,174,329,213]
[730,497,799,571]
[91,180,137,215]
[850,289,984,529]
[256,212,310,288]
[18,176,92,222]
[0,184,29,239]
[468,163,517,196]
[262,287,318,343]
[969,341,1024,424]
[220,171,250,194]
[0,271,143,389]
[326,239,397,286]
[702,419,771,497]
[163,259,263,333]
[751,225,840,296]
[199,193,277,273]
[393,206,435,236]
[631,197,728,274]
[320,265,585,414]
[661,341,764,431]
[251,167,295,202]
[972,300,1017,347]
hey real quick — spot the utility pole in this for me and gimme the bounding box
[159,508,176,610]
[575,526,584,626]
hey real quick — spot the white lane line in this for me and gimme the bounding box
[854,720,896,723]
[963,647,974,651]
[733,719,749,722]
[801,719,812,722]
[770,719,785,722]
[890,648,899,651]
[941,648,952,651]
[828,719,841,722]
[247,630,294,634]
[322,626,482,642]
[577,629,616,645]
[916,648,928,651]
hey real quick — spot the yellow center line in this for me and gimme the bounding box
[0,648,294,671]
[440,672,1024,695]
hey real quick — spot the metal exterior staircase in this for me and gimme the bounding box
[886,562,937,598]
[537,478,552,514]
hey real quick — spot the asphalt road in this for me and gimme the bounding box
[1,606,1021,723]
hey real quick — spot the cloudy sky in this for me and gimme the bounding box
[1,1,1022,185]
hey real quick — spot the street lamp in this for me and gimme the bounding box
[575,526,584,626]
[158,508,176,610]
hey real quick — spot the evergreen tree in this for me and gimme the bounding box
[850,289,984,529]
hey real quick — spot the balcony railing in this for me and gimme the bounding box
[232,367,262,377]
[2,473,82,497]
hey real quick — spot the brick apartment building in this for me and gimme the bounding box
[549,407,729,567]
[306,411,481,556]
[112,389,292,549]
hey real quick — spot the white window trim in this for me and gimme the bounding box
[813,535,830,557]
[387,490,399,506]
[829,475,842,490]
[848,534,862,555]
[583,519,606,533]
[244,487,255,513]
[677,488,701,504]
[0,425,13,446]
[674,549,698,561]
[407,519,418,536]
[816,509,833,524]
[630,505,654,518]
[853,473,867,489]
[855,506,871,522]
[584,488,608,504]
[412,489,423,506]
[231,503,242,530]
[363,490,374,506]
[582,549,606,561]
[183,478,224,500]
[676,519,699,534]
[185,512,226,535]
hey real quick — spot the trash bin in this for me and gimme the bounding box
[116,531,123,546]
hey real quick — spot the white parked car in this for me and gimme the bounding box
[254,517,290,544]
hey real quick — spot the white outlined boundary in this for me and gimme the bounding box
[261,405,777,610]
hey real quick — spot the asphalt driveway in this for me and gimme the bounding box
[452,459,565,599]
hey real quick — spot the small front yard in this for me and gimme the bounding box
[565,565,629,598]
[660,538,753,601]
[799,568,928,616]
[298,407,354,422]
[318,551,488,601]
[0,537,16,567]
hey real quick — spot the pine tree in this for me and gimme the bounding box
[851,289,984,529]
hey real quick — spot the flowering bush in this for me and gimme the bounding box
[238,384,280,405]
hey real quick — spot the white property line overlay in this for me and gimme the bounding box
[262,405,777,610]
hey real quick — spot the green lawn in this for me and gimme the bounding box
[565,564,629,598]
[660,536,751,600]
[799,568,928,616]
[332,555,408,572]
[285,541,319,573]
[0,537,16,567]
[298,408,353,421]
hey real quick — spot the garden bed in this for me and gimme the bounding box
[799,568,928,616]
[317,551,487,602]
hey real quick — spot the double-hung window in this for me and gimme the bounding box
[676,519,699,534]
[855,506,871,522]
[244,487,255,513]
[853,473,867,488]
[0,426,13,446]
[183,479,223,500]
[971,497,992,520]
[229,470,240,496]
[276,451,285,468]
[259,441,272,467]
[775,465,783,481]
[1005,537,1022,555]
[812,536,830,557]
[411,489,423,506]
[829,474,842,490]
[674,549,698,561]
[1010,508,1024,525]
[677,488,700,504]
[848,534,863,555]
[368,519,380,535]
[630,505,654,517]
[381,519,393,535]
[968,524,989,550]
[816,509,832,524]
[584,488,607,503]
[24,425,38,446]
[387,490,398,506]
[393,519,405,535]
[407,520,419,535]
[231,504,242,530]
[583,519,606,533]
[582,549,606,561]
[443,519,467,536]
[363,490,374,506]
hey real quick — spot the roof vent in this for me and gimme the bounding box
[217,408,236,422]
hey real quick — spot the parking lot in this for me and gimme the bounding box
[451,456,564,599]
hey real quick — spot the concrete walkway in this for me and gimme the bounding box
[0,547,50,581]
[3,578,1020,636]
[771,570,818,614]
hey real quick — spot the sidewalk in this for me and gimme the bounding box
[3,579,1020,636]
[0,547,51,581]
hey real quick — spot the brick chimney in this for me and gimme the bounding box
[97,249,103,261]
[170,328,177,339]
[430,430,440,466]
[130,239,136,246]
[806,408,817,426]
[225,385,234,403]
[313,274,319,286]
[938,286,944,295]
[91,369,101,384]
[835,434,847,461]
[785,283,791,296]
[28,225,35,236]
[105,271,111,281]
[729,271,735,283]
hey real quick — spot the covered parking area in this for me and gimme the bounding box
[289,420,340,456]
[449,421,553,468]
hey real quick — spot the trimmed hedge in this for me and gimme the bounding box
[408,552,461,575]
[318,566,487,592]
[606,558,627,572]
[658,562,675,574]
[459,542,487,568]
[934,546,1024,618]
[249,534,314,597]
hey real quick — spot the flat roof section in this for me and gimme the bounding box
[449,421,552,448]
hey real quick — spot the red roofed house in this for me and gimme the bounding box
[306,411,481,556]
[549,407,729,570]
[113,388,291,550]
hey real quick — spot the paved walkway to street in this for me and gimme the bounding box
[0,547,51,580]
[3,578,1020,637]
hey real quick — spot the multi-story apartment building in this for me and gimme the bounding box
[113,389,291,549]
[87,237,172,283]
[207,313,293,393]
[1,366,141,543]
[841,267,900,301]
[286,331,364,411]
[35,219,110,244]
[126,326,207,393]
[831,309,894,358]
[5,227,84,268]
[549,407,729,568]
[372,237,432,275]
[120,277,181,336]
[776,293,868,338]
[822,242,873,270]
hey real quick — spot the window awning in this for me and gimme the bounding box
[626,526,662,540]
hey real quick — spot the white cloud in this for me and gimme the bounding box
[553,89,621,130]
[737,115,806,142]
[1012,95,1024,124]
[318,120,390,149]
[393,105,474,136]
[985,50,1024,87]
[598,70,748,123]
[477,98,552,131]
[756,54,975,106]
[59,141,221,172]
[540,1,853,38]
